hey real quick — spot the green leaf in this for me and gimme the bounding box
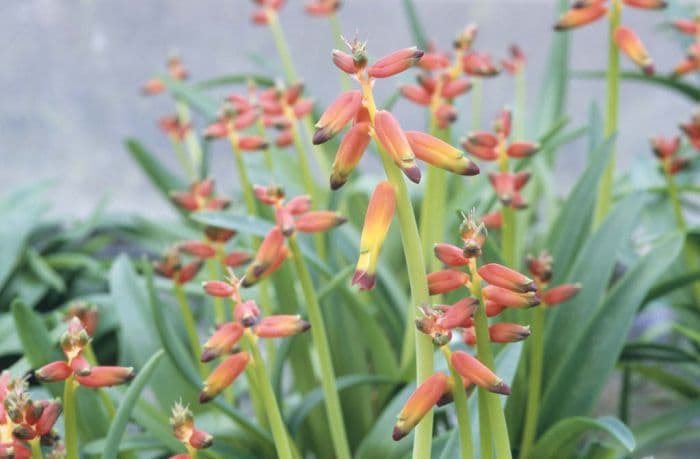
[674,323,700,346]
[643,270,700,305]
[124,138,187,206]
[192,211,274,237]
[162,76,220,120]
[401,0,428,50]
[84,434,163,455]
[195,74,275,89]
[573,70,700,102]
[287,374,397,436]
[629,364,700,398]
[25,248,66,292]
[10,299,58,369]
[539,233,684,430]
[620,342,699,363]
[102,350,165,459]
[627,400,700,456]
[527,416,635,459]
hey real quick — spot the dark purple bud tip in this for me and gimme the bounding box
[282,227,295,237]
[199,391,212,404]
[252,263,269,278]
[242,316,258,328]
[643,64,654,77]
[313,128,331,145]
[529,296,541,308]
[351,270,376,291]
[392,426,408,441]
[436,392,454,407]
[492,382,511,396]
[463,161,480,176]
[300,320,312,333]
[330,175,347,190]
[522,282,538,293]
[200,350,216,363]
[403,165,422,184]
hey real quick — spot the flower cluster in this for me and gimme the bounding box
[168,401,213,458]
[242,186,346,286]
[525,252,581,307]
[200,273,310,402]
[1,374,62,458]
[35,318,135,389]
[672,10,700,76]
[203,89,269,152]
[649,135,688,176]
[554,0,666,75]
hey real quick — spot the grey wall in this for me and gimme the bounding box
[1,0,696,217]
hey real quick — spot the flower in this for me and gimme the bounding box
[153,248,203,285]
[63,302,99,337]
[170,178,231,213]
[142,54,188,95]
[501,44,526,75]
[450,351,510,394]
[250,0,285,25]
[462,108,539,163]
[392,373,449,441]
[35,319,134,388]
[526,252,581,307]
[650,135,689,176]
[170,401,214,452]
[304,0,341,17]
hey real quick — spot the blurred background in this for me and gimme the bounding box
[0,0,696,217]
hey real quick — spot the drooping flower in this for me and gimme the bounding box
[450,351,511,394]
[526,251,581,307]
[392,373,450,441]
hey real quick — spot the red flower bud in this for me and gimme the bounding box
[427,270,470,295]
[254,315,311,338]
[76,366,135,388]
[313,91,362,144]
[201,322,244,362]
[478,263,537,293]
[392,372,449,441]
[295,211,347,233]
[368,47,424,79]
[542,283,581,306]
[400,84,432,106]
[330,122,371,190]
[35,361,72,383]
[223,251,252,268]
[451,351,510,395]
[436,297,479,329]
[374,111,422,183]
[202,280,236,298]
[489,323,531,343]
[199,353,249,403]
[482,285,540,308]
[180,241,217,259]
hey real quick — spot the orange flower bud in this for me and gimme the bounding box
[34,400,62,436]
[330,122,371,189]
[451,351,510,395]
[237,135,269,151]
[368,47,424,79]
[353,181,396,290]
[461,52,499,77]
[463,327,477,346]
[434,243,470,267]
[373,111,422,183]
[427,270,470,295]
[461,132,499,161]
[441,79,472,99]
[542,283,581,306]
[35,361,72,383]
[70,354,92,376]
[189,429,214,449]
[175,261,203,284]
[392,372,449,441]
[170,191,199,211]
[673,19,698,36]
[622,0,667,9]
[275,129,293,147]
[286,195,312,215]
[506,141,539,158]
[293,98,314,118]
[254,315,311,338]
[481,211,502,229]
[305,0,341,16]
[418,74,437,92]
[254,185,285,206]
[482,285,540,308]
[554,4,607,30]
[405,131,480,176]
[255,245,289,282]
[199,353,249,403]
[615,26,654,75]
[201,322,244,362]
[400,84,432,106]
[295,211,347,233]
[223,251,252,268]
[669,157,690,175]
[251,10,270,25]
[142,78,165,95]
[478,263,537,293]
[650,136,680,159]
[244,227,285,285]
[233,109,258,131]
[332,49,360,74]
[203,120,229,139]
[436,297,479,329]
[76,366,135,388]
[275,206,295,236]
[313,91,362,144]
[180,241,217,259]
[673,57,700,77]
[202,280,236,298]
[234,300,261,327]
[489,323,531,343]
[418,52,450,70]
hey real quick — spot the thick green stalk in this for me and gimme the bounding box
[175,100,204,175]
[244,331,294,458]
[64,376,78,459]
[593,0,621,228]
[514,71,527,141]
[471,78,483,131]
[173,282,207,378]
[30,439,44,459]
[470,262,512,459]
[519,305,544,458]
[267,13,299,83]
[229,136,258,215]
[287,235,351,459]
[501,207,516,268]
[442,347,475,459]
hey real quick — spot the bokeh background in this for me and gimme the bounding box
[1,0,696,218]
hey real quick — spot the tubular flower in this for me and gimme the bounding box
[427,270,470,295]
[199,353,250,403]
[392,373,449,441]
[170,178,231,213]
[501,44,526,75]
[461,52,499,77]
[35,319,134,388]
[482,285,540,309]
[242,187,346,286]
[330,122,371,189]
[0,375,62,455]
[434,243,471,267]
[405,131,479,176]
[368,47,425,79]
[154,248,203,285]
[159,116,191,141]
[489,171,531,208]
[650,135,689,176]
[373,111,422,183]
[201,322,244,362]
[142,54,188,95]
[477,263,537,293]
[305,0,341,17]
[170,401,214,452]
[254,315,311,338]
[313,90,363,144]
[451,351,511,395]
[463,323,530,345]
[614,26,654,75]
[353,181,396,290]
[526,251,581,307]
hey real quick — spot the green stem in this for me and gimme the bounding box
[170,138,197,181]
[519,305,544,459]
[175,100,204,176]
[471,78,483,131]
[619,365,631,424]
[442,347,475,459]
[244,331,293,458]
[593,0,621,228]
[30,438,44,459]
[328,14,351,91]
[267,13,299,83]
[471,264,512,459]
[501,206,516,268]
[665,167,700,306]
[229,136,258,215]
[514,71,527,141]
[287,235,351,459]
[64,375,79,459]
[173,282,207,378]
